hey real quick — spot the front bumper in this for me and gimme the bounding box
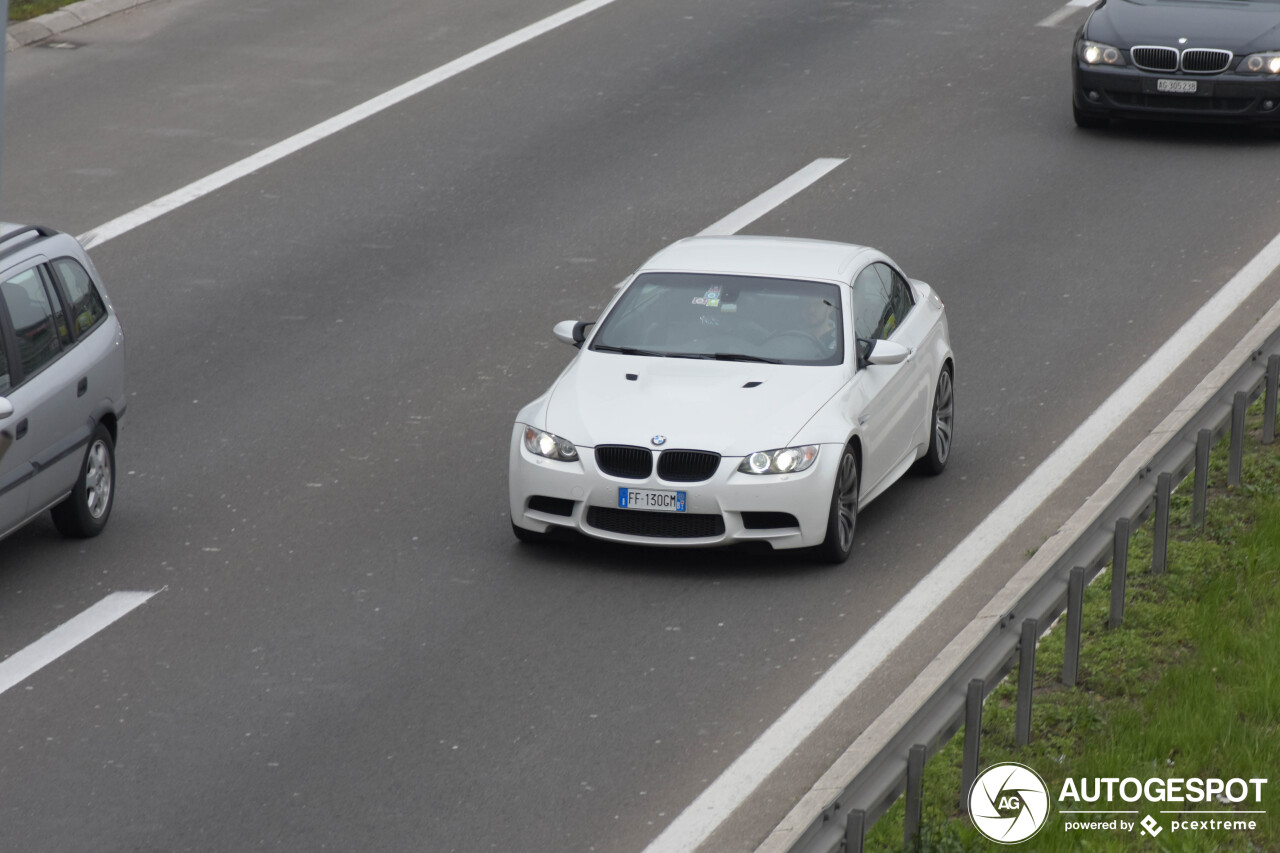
[507,423,839,550]
[1073,62,1280,124]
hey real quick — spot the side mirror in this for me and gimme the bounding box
[553,320,594,348]
[0,397,11,420]
[865,339,910,366]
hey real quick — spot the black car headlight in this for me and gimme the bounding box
[738,446,819,475]
[1240,52,1280,74]
[1078,40,1126,66]
[523,426,579,461]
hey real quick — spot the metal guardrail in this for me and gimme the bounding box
[773,299,1280,853]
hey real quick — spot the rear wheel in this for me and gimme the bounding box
[815,445,858,564]
[51,423,115,538]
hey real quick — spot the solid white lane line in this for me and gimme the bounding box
[642,241,1280,851]
[1038,0,1093,28]
[612,158,849,288]
[76,0,621,250]
[0,591,159,695]
[698,159,847,237]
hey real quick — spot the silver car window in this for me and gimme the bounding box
[52,258,108,338]
[1,267,63,380]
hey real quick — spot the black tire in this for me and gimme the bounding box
[1073,102,1109,129]
[511,521,547,544]
[921,366,955,475]
[815,445,858,564]
[51,423,115,538]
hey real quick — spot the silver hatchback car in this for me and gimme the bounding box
[0,224,126,541]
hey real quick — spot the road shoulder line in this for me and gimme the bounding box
[751,282,1280,852]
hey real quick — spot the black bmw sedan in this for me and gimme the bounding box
[1073,0,1280,128]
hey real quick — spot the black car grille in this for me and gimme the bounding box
[657,450,721,483]
[595,445,653,479]
[1182,48,1232,74]
[586,506,725,538]
[1130,46,1232,74]
[1131,46,1178,72]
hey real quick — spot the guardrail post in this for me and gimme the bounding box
[904,744,926,849]
[1229,391,1247,487]
[845,808,866,853]
[1152,472,1171,575]
[1193,428,1210,530]
[1016,618,1038,746]
[1265,354,1279,445]
[1063,567,1085,686]
[1109,518,1130,630]
[961,678,984,813]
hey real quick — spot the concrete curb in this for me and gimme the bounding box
[6,0,153,52]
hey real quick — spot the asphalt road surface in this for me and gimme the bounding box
[2,1,1279,851]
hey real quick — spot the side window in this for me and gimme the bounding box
[877,265,915,339]
[1,267,63,379]
[52,258,107,338]
[852,264,893,342]
[0,319,9,394]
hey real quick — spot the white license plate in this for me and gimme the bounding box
[1157,79,1197,94]
[618,488,686,512]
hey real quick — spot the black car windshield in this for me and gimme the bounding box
[590,273,844,366]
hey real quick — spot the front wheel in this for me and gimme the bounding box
[921,366,954,475]
[1073,101,1109,129]
[511,521,548,545]
[815,445,858,564]
[51,423,116,538]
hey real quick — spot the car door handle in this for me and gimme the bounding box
[77,377,89,397]
[15,419,27,440]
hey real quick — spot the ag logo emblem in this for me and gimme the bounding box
[651,435,668,446]
[968,762,1051,844]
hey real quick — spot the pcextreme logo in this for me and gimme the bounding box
[968,764,1270,844]
[968,763,1052,844]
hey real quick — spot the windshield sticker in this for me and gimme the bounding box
[692,285,722,308]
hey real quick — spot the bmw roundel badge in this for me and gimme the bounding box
[651,435,667,446]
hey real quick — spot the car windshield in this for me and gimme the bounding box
[590,273,844,366]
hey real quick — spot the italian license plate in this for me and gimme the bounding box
[618,488,686,512]
[1157,79,1197,94]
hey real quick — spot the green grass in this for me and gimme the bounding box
[865,403,1280,852]
[8,0,77,23]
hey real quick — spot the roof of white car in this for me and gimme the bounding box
[637,235,876,283]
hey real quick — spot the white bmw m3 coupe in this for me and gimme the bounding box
[508,235,954,563]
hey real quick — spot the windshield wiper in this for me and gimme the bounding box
[711,352,782,364]
[592,344,672,357]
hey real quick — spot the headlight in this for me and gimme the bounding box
[738,446,819,475]
[1078,40,1125,66]
[1240,52,1280,74]
[523,426,579,461]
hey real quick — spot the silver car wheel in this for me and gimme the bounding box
[933,369,954,466]
[835,450,858,552]
[84,438,113,520]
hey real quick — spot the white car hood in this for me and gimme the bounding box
[543,352,847,455]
